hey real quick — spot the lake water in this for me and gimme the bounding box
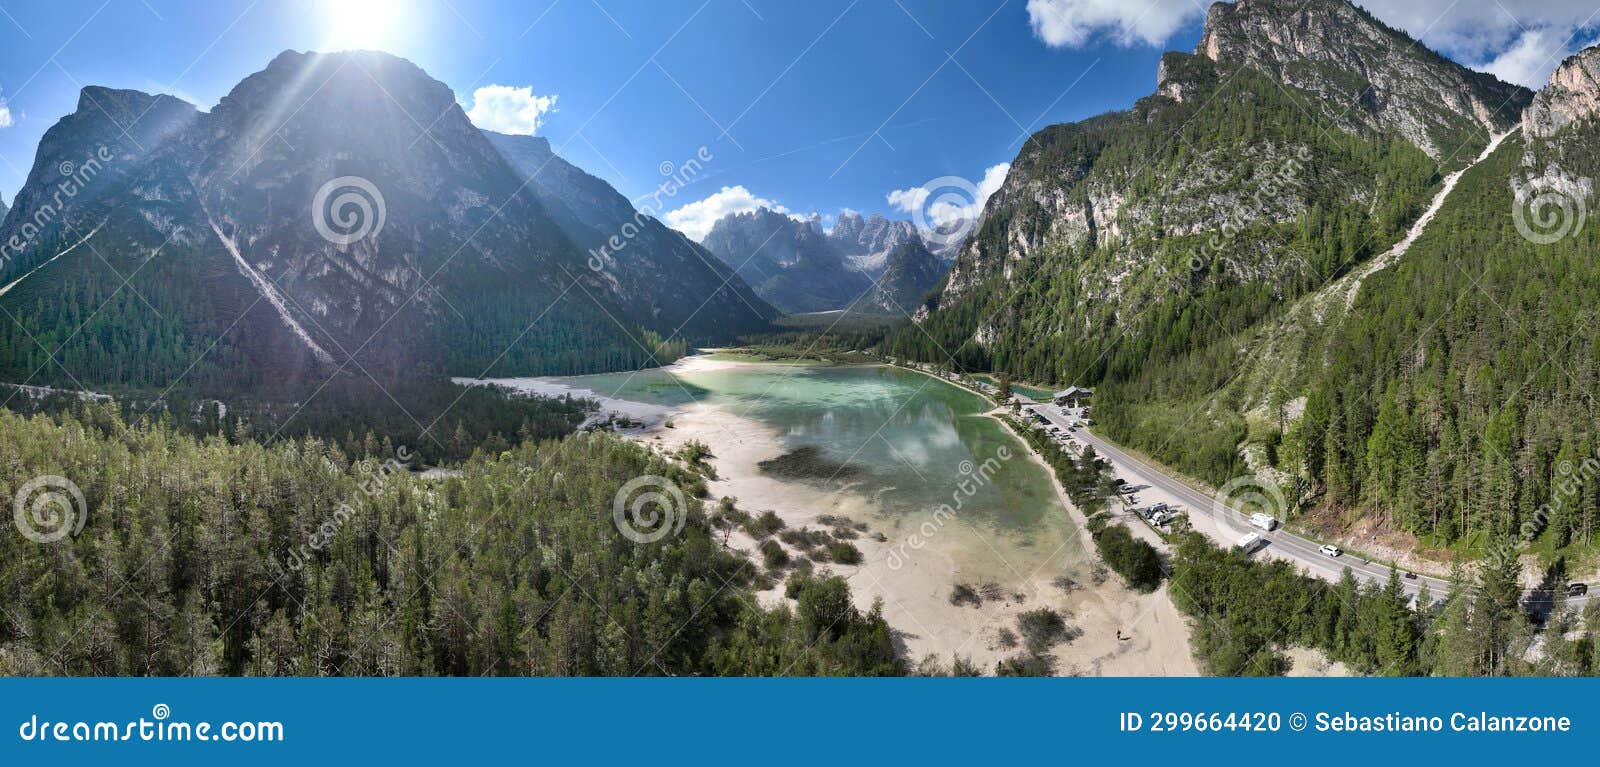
[557,361,1089,578]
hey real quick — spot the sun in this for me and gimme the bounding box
[317,0,406,51]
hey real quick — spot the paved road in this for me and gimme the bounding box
[1015,398,1591,608]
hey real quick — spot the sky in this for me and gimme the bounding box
[0,0,1597,239]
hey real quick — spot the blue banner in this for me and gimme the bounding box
[2,678,1596,764]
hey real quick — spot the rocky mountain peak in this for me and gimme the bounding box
[827,211,921,277]
[1523,45,1600,139]
[702,206,872,313]
[832,210,866,241]
[1194,0,1529,158]
[0,85,198,270]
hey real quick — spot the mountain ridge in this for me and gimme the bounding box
[0,49,773,399]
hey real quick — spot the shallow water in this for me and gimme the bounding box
[559,362,1088,577]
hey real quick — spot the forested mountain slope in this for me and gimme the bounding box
[886,0,1582,561]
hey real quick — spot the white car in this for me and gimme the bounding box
[1319,544,1342,557]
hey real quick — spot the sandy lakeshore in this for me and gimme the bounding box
[629,357,1197,676]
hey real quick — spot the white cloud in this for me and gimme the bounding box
[976,163,1009,203]
[664,185,789,241]
[885,185,928,214]
[465,84,558,136]
[0,102,12,129]
[1025,0,1203,48]
[887,163,1011,228]
[1476,28,1579,88]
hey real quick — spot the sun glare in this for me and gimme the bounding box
[317,0,405,51]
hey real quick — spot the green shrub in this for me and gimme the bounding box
[827,540,863,565]
[1016,608,1078,653]
[743,510,786,539]
[760,539,790,569]
[1093,524,1164,592]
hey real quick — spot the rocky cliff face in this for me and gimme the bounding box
[1195,0,1529,159]
[0,87,198,273]
[1523,46,1600,139]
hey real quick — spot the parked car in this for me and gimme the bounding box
[1319,544,1342,557]
[1568,583,1589,597]
[1139,503,1167,520]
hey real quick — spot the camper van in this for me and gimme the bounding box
[1235,532,1266,554]
[1249,513,1279,531]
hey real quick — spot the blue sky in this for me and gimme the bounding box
[1,0,1597,237]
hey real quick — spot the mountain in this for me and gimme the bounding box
[483,131,776,339]
[1523,47,1600,140]
[697,207,950,315]
[828,211,921,276]
[0,86,199,274]
[888,0,1582,555]
[700,207,872,313]
[899,0,1527,371]
[0,50,771,399]
[1196,0,1528,160]
[1253,44,1600,551]
[848,239,946,316]
[0,192,8,225]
